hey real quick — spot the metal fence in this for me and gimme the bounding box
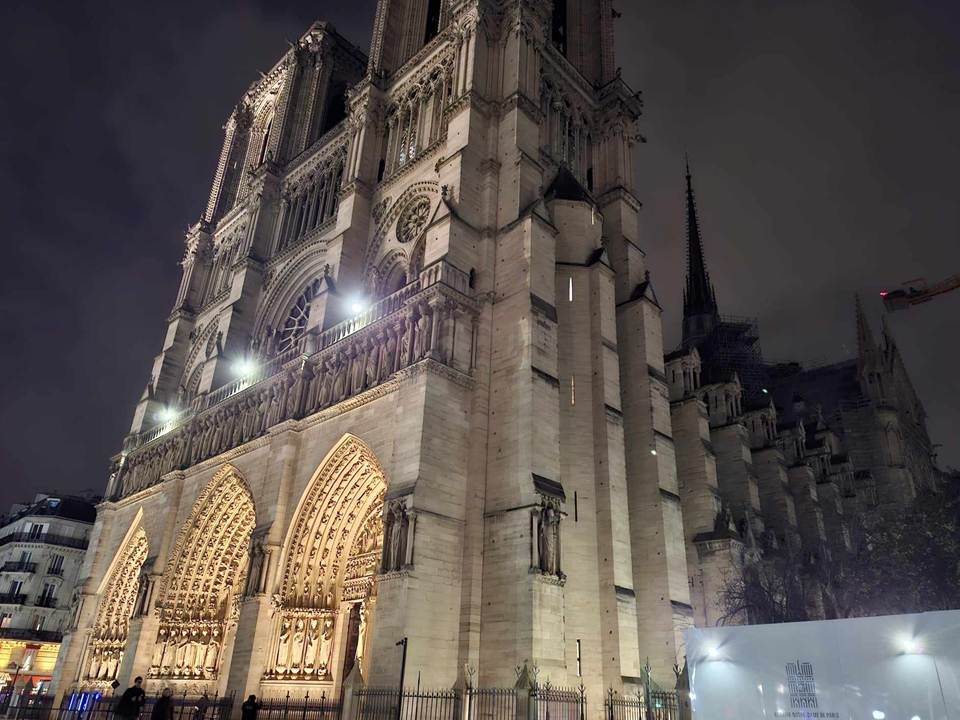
[531,687,584,720]
[355,688,461,720]
[45,691,234,720]
[259,692,341,720]
[603,691,681,720]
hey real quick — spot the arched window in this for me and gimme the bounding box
[277,281,320,354]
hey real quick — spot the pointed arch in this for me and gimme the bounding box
[265,434,387,681]
[150,465,256,680]
[82,513,149,685]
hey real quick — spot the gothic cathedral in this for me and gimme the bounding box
[52,0,940,707]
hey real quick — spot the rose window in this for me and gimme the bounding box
[396,196,431,244]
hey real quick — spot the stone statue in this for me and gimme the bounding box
[319,616,334,676]
[538,503,561,576]
[290,618,306,672]
[364,338,379,389]
[355,602,368,670]
[387,502,408,571]
[276,618,291,674]
[203,637,219,675]
[303,617,320,673]
[88,650,102,680]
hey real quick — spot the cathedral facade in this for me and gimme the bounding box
[52,0,941,706]
[55,0,687,702]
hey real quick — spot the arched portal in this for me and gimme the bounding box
[82,525,149,686]
[149,465,256,680]
[265,435,386,685]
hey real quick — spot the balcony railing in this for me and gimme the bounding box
[0,627,63,643]
[0,532,89,550]
[0,561,36,573]
[113,260,479,500]
[34,596,58,608]
[46,566,65,576]
[0,594,28,605]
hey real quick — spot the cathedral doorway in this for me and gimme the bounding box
[80,523,148,688]
[148,466,256,685]
[264,434,385,692]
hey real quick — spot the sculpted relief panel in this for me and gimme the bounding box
[266,435,386,683]
[83,527,149,685]
[149,466,256,680]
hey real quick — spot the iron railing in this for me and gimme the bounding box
[1,561,37,573]
[54,691,234,720]
[604,691,681,720]
[0,627,63,642]
[259,692,341,720]
[0,532,89,550]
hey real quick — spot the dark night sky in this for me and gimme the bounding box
[1,0,957,511]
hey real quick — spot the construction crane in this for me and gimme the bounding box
[880,273,960,312]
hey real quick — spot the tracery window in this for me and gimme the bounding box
[278,288,313,353]
[276,157,345,252]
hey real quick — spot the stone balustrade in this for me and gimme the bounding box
[111,261,478,501]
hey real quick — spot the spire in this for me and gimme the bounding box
[681,157,719,348]
[683,157,718,317]
[854,293,876,358]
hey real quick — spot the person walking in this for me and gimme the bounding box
[151,689,174,720]
[114,677,146,720]
[193,692,210,720]
[240,695,261,720]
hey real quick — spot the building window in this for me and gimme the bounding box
[38,583,57,606]
[9,580,23,596]
[27,523,46,540]
[0,613,11,628]
[49,555,64,574]
[551,0,567,55]
[423,0,442,45]
[18,551,32,564]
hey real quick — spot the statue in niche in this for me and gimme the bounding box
[286,369,304,418]
[134,570,150,616]
[204,633,220,675]
[332,353,348,401]
[182,632,197,675]
[350,343,366,394]
[364,338,379,389]
[384,501,409,572]
[318,617,334,676]
[290,618,306,673]
[537,501,562,576]
[379,329,396,381]
[275,618,291,674]
[413,309,429,360]
[355,602,368,671]
[397,319,410,368]
[319,358,336,407]
[103,650,119,679]
[246,540,265,596]
[88,650,102,680]
[174,630,189,674]
[303,617,320,674]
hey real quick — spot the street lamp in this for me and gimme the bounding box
[395,637,408,720]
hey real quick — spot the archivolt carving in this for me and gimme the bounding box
[266,434,386,681]
[150,465,256,680]
[83,527,149,684]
